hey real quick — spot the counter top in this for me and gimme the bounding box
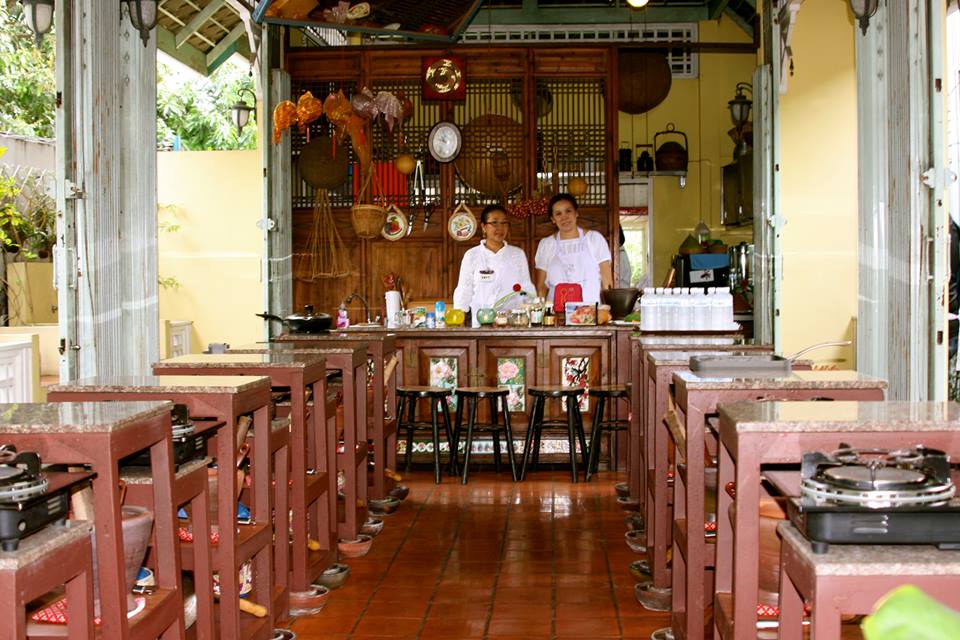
[778,520,960,575]
[154,353,325,369]
[647,350,767,367]
[0,401,171,433]
[228,342,364,356]
[48,375,272,395]
[317,326,629,338]
[719,400,960,433]
[674,369,887,391]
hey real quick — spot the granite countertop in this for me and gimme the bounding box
[719,401,960,433]
[674,369,887,391]
[0,520,93,570]
[647,350,767,367]
[49,375,271,395]
[276,332,395,343]
[0,401,171,433]
[154,353,325,369]
[228,343,364,356]
[778,521,960,575]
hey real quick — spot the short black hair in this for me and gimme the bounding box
[548,193,578,217]
[619,224,626,247]
[480,204,508,225]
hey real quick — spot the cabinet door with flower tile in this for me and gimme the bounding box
[414,342,475,412]
[478,341,538,426]
[545,340,609,419]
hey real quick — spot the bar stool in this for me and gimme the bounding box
[396,386,455,484]
[452,387,518,484]
[585,384,630,482]
[520,386,588,482]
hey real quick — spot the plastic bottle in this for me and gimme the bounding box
[435,301,446,328]
[336,304,350,329]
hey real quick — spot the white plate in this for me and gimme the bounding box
[448,207,477,241]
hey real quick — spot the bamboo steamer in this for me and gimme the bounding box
[618,50,672,115]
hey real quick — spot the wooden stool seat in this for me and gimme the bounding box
[452,387,517,484]
[528,385,585,398]
[397,386,453,398]
[588,384,629,398]
[521,387,588,482]
[0,521,95,640]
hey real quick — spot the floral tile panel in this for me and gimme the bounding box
[429,356,458,409]
[562,356,590,411]
[496,357,526,412]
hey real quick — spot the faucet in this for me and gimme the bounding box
[344,292,373,324]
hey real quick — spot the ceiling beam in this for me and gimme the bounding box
[480,6,709,26]
[707,0,731,20]
[157,26,209,75]
[176,0,225,48]
[206,22,246,71]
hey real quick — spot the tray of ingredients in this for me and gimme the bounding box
[688,354,792,377]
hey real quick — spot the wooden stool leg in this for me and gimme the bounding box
[586,396,605,481]
[489,397,502,473]
[430,399,442,484]
[502,395,518,481]
[574,400,589,471]
[450,397,464,476]
[532,399,544,470]
[520,396,540,480]
[461,397,478,485]
[441,400,456,476]
[565,396,579,482]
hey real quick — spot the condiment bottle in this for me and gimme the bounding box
[425,311,436,329]
[434,301,446,328]
[336,304,350,329]
[530,298,544,327]
[543,306,555,327]
[494,310,509,327]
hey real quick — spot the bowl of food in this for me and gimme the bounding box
[600,288,640,320]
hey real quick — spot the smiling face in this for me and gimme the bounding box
[550,197,579,235]
[482,209,510,247]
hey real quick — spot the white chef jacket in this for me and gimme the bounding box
[534,228,611,304]
[453,240,535,327]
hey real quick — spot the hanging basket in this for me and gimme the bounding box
[352,166,387,238]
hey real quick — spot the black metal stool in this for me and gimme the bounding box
[520,386,588,482]
[396,386,455,484]
[585,384,630,481]
[452,387,518,484]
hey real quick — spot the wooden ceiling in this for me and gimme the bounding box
[156,0,260,76]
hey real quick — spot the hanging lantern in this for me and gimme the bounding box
[727,83,752,129]
[20,0,54,48]
[848,0,879,36]
[626,0,650,7]
[122,0,158,47]
[230,88,257,135]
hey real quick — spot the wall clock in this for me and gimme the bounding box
[422,56,466,101]
[427,121,462,163]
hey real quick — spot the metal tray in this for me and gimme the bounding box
[688,354,792,377]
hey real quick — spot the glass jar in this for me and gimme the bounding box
[494,310,509,327]
[509,308,530,327]
[529,305,544,327]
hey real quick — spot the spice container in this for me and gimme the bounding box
[425,312,436,329]
[543,306,556,327]
[530,302,544,327]
[509,308,530,327]
[494,310,509,328]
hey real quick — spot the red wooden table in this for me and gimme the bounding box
[669,370,887,640]
[714,400,960,640]
[0,402,184,640]
[47,375,280,640]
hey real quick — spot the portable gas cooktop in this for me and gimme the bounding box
[121,403,209,470]
[787,445,960,553]
[0,445,93,552]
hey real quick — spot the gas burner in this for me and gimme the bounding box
[171,403,195,439]
[799,445,955,509]
[0,446,48,504]
[789,444,960,552]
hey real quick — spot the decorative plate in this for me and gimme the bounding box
[422,56,466,101]
[447,203,477,241]
[381,205,407,241]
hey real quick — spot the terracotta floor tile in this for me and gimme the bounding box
[289,614,358,634]
[493,585,554,604]
[419,616,489,638]
[554,616,623,637]
[490,601,554,620]
[486,617,553,635]
[352,615,424,637]
[555,601,619,620]
[363,596,431,619]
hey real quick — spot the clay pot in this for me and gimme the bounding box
[629,559,651,581]
[624,529,646,553]
[368,496,401,515]
[389,484,410,501]
[360,517,384,537]
[617,496,640,512]
[338,534,373,558]
[289,585,330,616]
[625,513,644,532]
[313,563,351,590]
[91,505,154,615]
[273,630,297,640]
[615,482,630,498]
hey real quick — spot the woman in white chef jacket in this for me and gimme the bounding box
[453,205,535,327]
[534,193,613,303]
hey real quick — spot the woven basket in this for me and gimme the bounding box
[351,204,386,238]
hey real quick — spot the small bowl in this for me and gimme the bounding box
[624,530,646,553]
[360,517,384,537]
[625,513,644,533]
[628,559,651,581]
[313,563,350,590]
[617,496,640,512]
[289,585,330,616]
[615,482,630,498]
[389,485,410,501]
[273,630,297,640]
[338,534,373,558]
[368,496,401,515]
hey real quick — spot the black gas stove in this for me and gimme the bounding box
[121,404,208,470]
[0,446,93,552]
[787,445,960,553]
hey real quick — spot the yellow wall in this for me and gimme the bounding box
[618,17,756,281]
[157,150,264,351]
[778,1,858,366]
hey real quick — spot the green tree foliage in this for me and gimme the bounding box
[0,3,56,138]
[157,57,257,151]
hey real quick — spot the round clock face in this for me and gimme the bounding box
[428,121,462,163]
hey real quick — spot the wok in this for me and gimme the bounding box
[256,305,332,334]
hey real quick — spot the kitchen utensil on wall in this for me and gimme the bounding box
[617,50,672,115]
[298,136,349,190]
[423,201,435,232]
[654,123,689,172]
[381,204,407,241]
[352,167,387,238]
[407,157,425,236]
[448,203,477,241]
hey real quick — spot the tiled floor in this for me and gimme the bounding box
[287,469,668,639]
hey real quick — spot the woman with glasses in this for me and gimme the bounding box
[534,193,612,304]
[453,204,535,327]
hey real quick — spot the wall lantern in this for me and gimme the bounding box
[20,0,54,48]
[231,87,257,135]
[728,82,752,129]
[848,0,879,36]
[122,0,158,47]
[626,0,650,7]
